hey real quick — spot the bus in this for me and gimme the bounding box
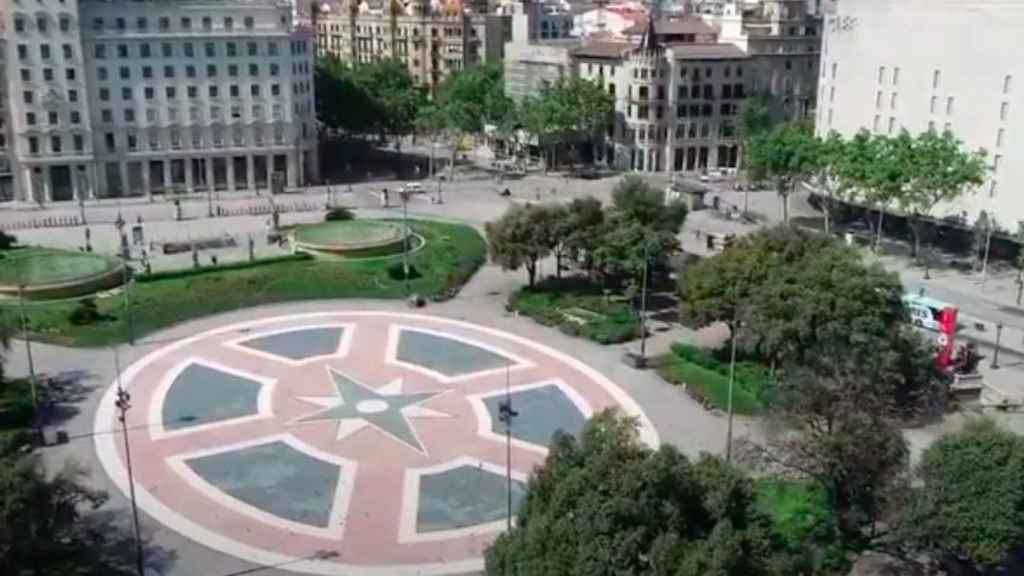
[903,293,959,368]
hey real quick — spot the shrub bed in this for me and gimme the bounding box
[508,277,641,345]
[653,343,772,414]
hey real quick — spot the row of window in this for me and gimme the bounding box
[96,62,281,81]
[628,64,746,81]
[24,101,287,128]
[24,124,289,156]
[631,83,748,101]
[13,13,74,34]
[91,15,257,33]
[15,43,74,61]
[19,64,78,83]
[630,102,738,122]
[94,40,281,60]
[98,83,284,102]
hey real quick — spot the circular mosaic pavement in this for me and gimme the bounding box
[94,312,658,575]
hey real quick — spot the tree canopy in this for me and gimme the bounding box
[315,55,426,139]
[747,123,819,222]
[903,419,1024,569]
[484,203,560,287]
[485,410,779,576]
[520,77,614,167]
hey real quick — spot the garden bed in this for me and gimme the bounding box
[653,342,771,414]
[508,277,641,345]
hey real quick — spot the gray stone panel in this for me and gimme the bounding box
[417,465,525,533]
[484,384,585,447]
[238,327,344,361]
[163,363,262,431]
[397,329,512,377]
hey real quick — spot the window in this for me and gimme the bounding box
[149,129,160,149]
[40,45,51,60]
[140,43,151,59]
[95,44,106,59]
[251,84,261,97]
[185,65,196,78]
[164,65,175,78]
[268,42,278,56]
[231,105,241,119]
[928,120,935,131]
[1005,75,1013,95]
[205,42,216,57]
[142,66,153,79]
[160,17,170,30]
[188,86,198,98]
[249,63,259,76]
[23,90,34,104]
[873,115,880,132]
[14,17,25,33]
[933,69,941,89]
[210,106,221,121]
[74,135,84,152]
[887,117,896,134]
[230,85,240,98]
[42,68,53,82]
[184,43,194,58]
[209,85,219,98]
[785,59,792,71]
[105,133,116,152]
[117,44,128,59]
[165,86,176,99]
[144,87,154,100]
[122,87,132,100]
[119,66,130,80]
[271,83,280,96]
[66,68,76,81]
[17,45,28,61]
[207,64,217,77]
[70,110,80,124]
[203,17,212,30]
[162,43,172,58]
[225,17,234,30]
[252,105,262,119]
[137,17,147,30]
[1001,102,1009,121]
[245,16,254,29]
[993,155,1002,173]
[878,66,886,84]
[930,96,937,114]
[946,97,954,115]
[28,137,39,155]
[51,136,62,154]
[270,63,279,76]
[831,62,837,80]
[182,17,192,30]
[97,67,109,80]
[37,16,48,33]
[48,111,58,125]
[997,128,1005,148]
[227,43,237,57]
[229,64,238,77]
[890,92,898,110]
[20,69,30,82]
[124,109,135,123]
[893,67,900,86]
[116,17,125,31]
[247,42,258,56]
[26,112,36,126]
[101,109,112,122]
[62,44,73,60]
[989,181,998,198]
[128,132,138,151]
[68,89,78,102]
[147,108,158,123]
[875,90,882,109]
[60,16,70,32]
[168,108,178,122]
[92,17,103,31]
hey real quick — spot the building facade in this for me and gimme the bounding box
[503,0,823,173]
[315,0,508,94]
[0,32,16,201]
[0,0,317,204]
[818,0,1023,224]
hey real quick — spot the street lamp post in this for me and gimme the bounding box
[724,320,739,462]
[991,322,1004,369]
[113,348,145,576]
[638,241,649,360]
[400,189,411,295]
[497,364,518,531]
[15,270,40,437]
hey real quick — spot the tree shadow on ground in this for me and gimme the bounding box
[36,368,101,428]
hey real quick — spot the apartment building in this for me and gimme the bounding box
[503,0,823,173]
[314,0,508,94]
[0,35,15,201]
[0,0,317,204]
[819,0,1024,224]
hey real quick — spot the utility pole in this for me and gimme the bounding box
[114,348,145,576]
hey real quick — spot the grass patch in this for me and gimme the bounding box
[755,478,844,572]
[653,343,771,414]
[10,219,485,347]
[508,277,641,345]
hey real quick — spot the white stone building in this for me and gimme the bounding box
[0,0,317,204]
[818,0,1023,224]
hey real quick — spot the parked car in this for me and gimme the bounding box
[402,182,424,194]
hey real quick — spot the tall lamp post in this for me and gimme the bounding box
[724,318,739,462]
[113,348,145,576]
[400,189,412,295]
[638,240,650,360]
[497,364,518,531]
[15,268,40,437]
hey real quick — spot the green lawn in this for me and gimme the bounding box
[12,219,485,347]
[0,248,119,286]
[508,277,641,345]
[653,343,770,414]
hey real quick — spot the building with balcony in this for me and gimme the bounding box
[0,0,317,203]
[818,0,1024,224]
[503,0,823,173]
[314,0,508,95]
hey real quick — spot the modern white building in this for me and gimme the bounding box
[0,0,317,204]
[818,0,1022,224]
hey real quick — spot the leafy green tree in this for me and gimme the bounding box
[862,131,916,251]
[484,204,559,287]
[0,453,108,574]
[485,410,779,576]
[560,196,606,278]
[521,77,613,169]
[432,63,511,180]
[747,123,819,223]
[899,129,988,263]
[315,56,426,140]
[739,94,775,173]
[903,419,1024,570]
[812,131,848,235]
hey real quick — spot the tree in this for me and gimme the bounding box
[738,94,775,173]
[560,196,606,278]
[747,123,819,223]
[863,131,916,251]
[484,410,779,576]
[314,56,425,140]
[432,63,511,180]
[0,453,108,574]
[521,77,613,170]
[899,130,988,264]
[903,419,1024,571]
[813,131,847,235]
[484,204,559,287]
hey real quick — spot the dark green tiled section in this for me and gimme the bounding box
[484,384,586,447]
[163,363,262,430]
[397,330,512,377]
[417,465,525,533]
[186,440,341,528]
[238,327,344,361]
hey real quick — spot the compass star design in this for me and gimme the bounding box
[292,368,450,453]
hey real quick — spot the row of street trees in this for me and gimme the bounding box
[747,125,988,262]
[484,176,686,288]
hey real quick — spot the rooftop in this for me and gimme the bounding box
[668,42,748,60]
[621,17,716,37]
[570,40,632,59]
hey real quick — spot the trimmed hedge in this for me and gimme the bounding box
[654,343,772,414]
[136,253,312,283]
[508,278,641,345]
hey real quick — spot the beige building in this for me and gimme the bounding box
[818,0,1023,224]
[315,0,508,94]
[503,0,823,173]
[0,0,317,204]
